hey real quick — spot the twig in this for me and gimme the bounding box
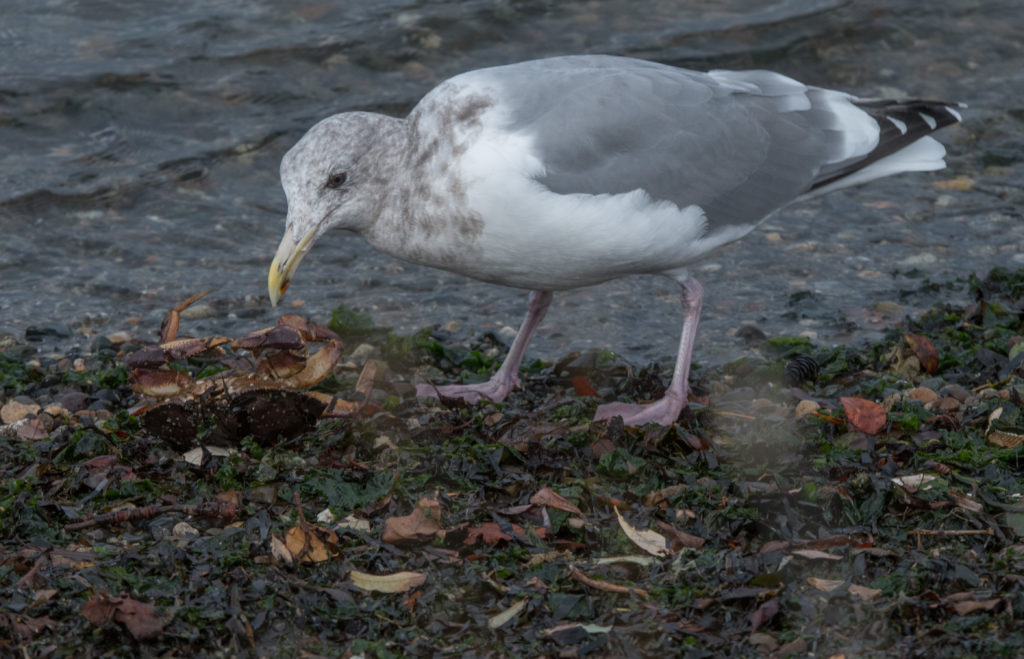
[65,500,236,531]
[568,564,648,598]
[908,527,994,550]
[909,528,994,537]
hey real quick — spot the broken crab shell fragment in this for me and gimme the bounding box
[129,291,360,449]
[278,314,342,343]
[232,325,305,352]
[126,345,169,370]
[131,369,196,398]
[257,350,308,379]
[160,289,213,343]
[162,336,232,361]
[279,339,343,388]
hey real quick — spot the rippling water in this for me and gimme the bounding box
[1,0,1022,367]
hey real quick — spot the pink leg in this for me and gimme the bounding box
[594,277,704,426]
[416,290,553,403]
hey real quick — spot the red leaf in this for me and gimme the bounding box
[465,522,514,546]
[840,397,887,435]
[904,333,939,374]
[572,375,599,397]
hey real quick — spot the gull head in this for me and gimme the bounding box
[268,112,399,306]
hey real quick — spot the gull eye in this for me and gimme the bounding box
[326,171,348,189]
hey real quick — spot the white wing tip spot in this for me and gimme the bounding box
[887,116,908,135]
[918,112,938,130]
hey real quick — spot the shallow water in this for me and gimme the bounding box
[1,0,1022,368]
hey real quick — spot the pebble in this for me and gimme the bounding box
[105,331,133,345]
[173,522,200,538]
[58,391,92,412]
[348,343,376,364]
[92,388,120,403]
[179,303,216,320]
[795,399,820,420]
[900,253,938,267]
[940,384,972,402]
[908,386,939,404]
[1,399,41,424]
[90,335,115,353]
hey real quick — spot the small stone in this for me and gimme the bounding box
[173,522,199,538]
[901,253,938,267]
[105,331,132,346]
[44,404,69,418]
[91,335,115,353]
[348,343,376,364]
[941,384,972,402]
[58,391,92,412]
[908,386,939,404]
[764,232,783,242]
[936,397,961,412]
[2,400,40,424]
[441,320,459,332]
[92,389,120,403]
[179,303,216,320]
[795,399,820,420]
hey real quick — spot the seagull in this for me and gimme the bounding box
[267,55,962,426]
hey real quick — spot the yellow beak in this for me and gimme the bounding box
[267,227,317,307]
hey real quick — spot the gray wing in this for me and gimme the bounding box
[475,56,868,228]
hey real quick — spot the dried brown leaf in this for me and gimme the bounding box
[614,507,669,557]
[530,487,583,515]
[654,519,705,550]
[840,396,887,435]
[284,525,333,563]
[382,496,442,544]
[951,598,1001,615]
[572,375,599,397]
[349,570,426,593]
[81,593,163,640]
[465,522,514,546]
[904,333,939,374]
[791,549,843,561]
[848,584,882,602]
